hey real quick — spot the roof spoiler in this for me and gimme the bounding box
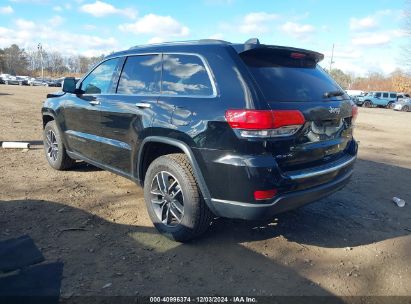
[232,38,325,63]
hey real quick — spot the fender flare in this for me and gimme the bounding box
[41,110,70,149]
[137,136,217,214]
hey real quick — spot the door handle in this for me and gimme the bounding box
[89,100,100,106]
[135,102,151,108]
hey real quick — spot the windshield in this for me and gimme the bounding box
[240,50,349,102]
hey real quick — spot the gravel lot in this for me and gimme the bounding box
[0,85,410,297]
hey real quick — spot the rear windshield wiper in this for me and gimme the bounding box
[323,90,344,98]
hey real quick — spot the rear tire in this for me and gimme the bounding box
[43,121,76,170]
[386,102,394,109]
[363,100,372,108]
[403,106,409,112]
[144,153,213,242]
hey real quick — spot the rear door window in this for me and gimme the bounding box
[240,48,348,102]
[161,54,214,96]
[117,55,161,95]
[382,93,389,98]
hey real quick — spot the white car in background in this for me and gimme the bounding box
[393,98,411,112]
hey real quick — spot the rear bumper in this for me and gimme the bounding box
[211,169,353,220]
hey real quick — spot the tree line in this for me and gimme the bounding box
[329,68,411,93]
[0,44,105,77]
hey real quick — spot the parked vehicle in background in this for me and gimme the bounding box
[396,93,410,101]
[41,78,63,87]
[48,78,63,87]
[28,78,46,86]
[354,92,370,106]
[42,39,358,241]
[357,91,397,108]
[346,90,365,98]
[3,76,29,86]
[393,98,411,112]
[346,90,366,105]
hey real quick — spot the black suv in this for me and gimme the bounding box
[42,39,358,241]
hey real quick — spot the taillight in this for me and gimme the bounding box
[254,189,277,200]
[225,109,305,138]
[352,105,358,123]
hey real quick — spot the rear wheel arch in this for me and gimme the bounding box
[137,137,215,213]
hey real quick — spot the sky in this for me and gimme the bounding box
[0,0,408,76]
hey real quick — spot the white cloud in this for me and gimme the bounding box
[147,37,165,44]
[281,21,315,37]
[83,24,97,31]
[208,33,224,40]
[48,16,64,27]
[53,4,71,11]
[9,0,48,3]
[119,14,189,39]
[351,33,391,46]
[349,16,377,31]
[204,0,234,5]
[0,19,118,56]
[328,56,399,76]
[0,5,14,14]
[15,19,36,30]
[80,1,136,19]
[239,12,278,34]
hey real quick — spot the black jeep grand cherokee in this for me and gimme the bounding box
[42,39,358,241]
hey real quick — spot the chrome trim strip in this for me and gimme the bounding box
[287,156,356,180]
[65,130,131,151]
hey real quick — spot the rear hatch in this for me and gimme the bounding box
[239,46,355,171]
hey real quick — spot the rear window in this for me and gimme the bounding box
[240,49,347,102]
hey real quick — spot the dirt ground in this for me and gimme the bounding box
[0,85,410,297]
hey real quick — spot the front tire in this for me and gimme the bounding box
[43,121,76,170]
[403,106,409,112]
[144,153,213,242]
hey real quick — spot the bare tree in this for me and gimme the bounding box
[2,44,28,75]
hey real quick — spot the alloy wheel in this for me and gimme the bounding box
[45,130,59,162]
[150,171,184,227]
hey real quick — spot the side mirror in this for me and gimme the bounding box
[62,77,77,93]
